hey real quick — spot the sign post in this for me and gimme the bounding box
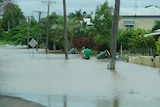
[29,38,38,56]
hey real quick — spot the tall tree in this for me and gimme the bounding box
[0,0,4,15]
[93,1,113,49]
[1,2,25,31]
[68,9,85,20]
[0,0,13,15]
[8,16,38,45]
[49,12,64,50]
[68,9,90,37]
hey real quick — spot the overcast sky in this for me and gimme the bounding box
[16,0,160,18]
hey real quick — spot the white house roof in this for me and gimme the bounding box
[120,7,160,16]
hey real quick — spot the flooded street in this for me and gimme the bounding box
[0,45,160,107]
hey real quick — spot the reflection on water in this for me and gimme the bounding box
[0,46,160,107]
[109,70,120,107]
[0,92,121,107]
[113,96,119,107]
[63,95,67,107]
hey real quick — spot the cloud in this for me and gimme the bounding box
[16,0,160,17]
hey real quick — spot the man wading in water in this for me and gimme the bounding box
[84,47,91,59]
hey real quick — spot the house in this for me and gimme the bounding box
[118,5,160,30]
[83,18,93,26]
[118,15,160,30]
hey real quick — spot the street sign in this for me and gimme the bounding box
[29,38,38,48]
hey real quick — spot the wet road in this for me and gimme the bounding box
[0,45,160,107]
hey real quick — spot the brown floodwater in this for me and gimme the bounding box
[0,45,160,107]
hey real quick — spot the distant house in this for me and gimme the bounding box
[118,15,160,30]
[83,18,93,26]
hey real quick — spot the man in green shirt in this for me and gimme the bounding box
[84,48,91,59]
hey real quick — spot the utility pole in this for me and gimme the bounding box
[42,0,55,54]
[108,0,120,70]
[33,11,46,51]
[27,16,30,49]
[63,0,68,59]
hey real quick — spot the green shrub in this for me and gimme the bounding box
[0,40,14,45]
[91,49,98,56]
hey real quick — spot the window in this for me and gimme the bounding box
[124,21,135,29]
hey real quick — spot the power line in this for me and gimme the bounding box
[85,0,99,5]
[91,0,102,4]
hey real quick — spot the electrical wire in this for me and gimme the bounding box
[84,0,100,5]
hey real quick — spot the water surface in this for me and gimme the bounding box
[0,46,160,107]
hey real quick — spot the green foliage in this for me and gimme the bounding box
[91,49,98,56]
[1,3,25,31]
[0,20,4,39]
[64,11,94,49]
[67,2,113,50]
[0,40,14,45]
[68,10,94,38]
[94,34,107,45]
[0,30,11,42]
[93,1,113,48]
[0,1,156,55]
[49,12,64,49]
[68,9,84,20]
[156,37,160,56]
[9,25,27,45]
[4,17,38,45]
[117,28,156,53]
[152,21,160,32]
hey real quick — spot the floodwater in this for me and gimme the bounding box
[0,45,160,107]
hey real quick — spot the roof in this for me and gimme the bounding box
[121,15,160,18]
[120,7,160,16]
[144,29,160,37]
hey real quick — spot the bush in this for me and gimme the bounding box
[91,49,98,56]
[72,37,94,49]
